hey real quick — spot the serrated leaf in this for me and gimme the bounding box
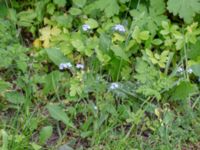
[167,0,200,23]
[46,104,74,127]
[171,81,197,100]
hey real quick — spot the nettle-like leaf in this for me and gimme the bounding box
[167,0,200,23]
[170,81,198,100]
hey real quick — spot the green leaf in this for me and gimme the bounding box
[85,18,98,29]
[39,126,53,144]
[139,31,150,40]
[99,33,111,52]
[46,48,70,66]
[188,39,200,60]
[53,0,66,7]
[52,15,73,28]
[0,80,11,94]
[0,2,8,18]
[132,26,150,43]
[71,39,85,52]
[69,7,82,16]
[167,0,200,23]
[5,91,25,104]
[43,71,61,94]
[111,45,129,61]
[96,48,111,64]
[94,0,119,17]
[8,9,17,23]
[1,129,8,150]
[31,143,42,150]
[152,39,163,45]
[17,9,37,27]
[58,144,74,150]
[191,64,200,77]
[47,3,56,15]
[73,0,86,8]
[130,0,167,35]
[171,81,197,100]
[46,104,74,127]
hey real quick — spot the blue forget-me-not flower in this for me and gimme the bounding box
[82,24,91,31]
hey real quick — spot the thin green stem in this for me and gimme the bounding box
[184,42,189,81]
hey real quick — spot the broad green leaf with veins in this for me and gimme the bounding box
[167,0,200,23]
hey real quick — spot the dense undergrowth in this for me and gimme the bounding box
[0,0,200,149]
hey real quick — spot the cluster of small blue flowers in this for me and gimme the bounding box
[82,23,126,33]
[82,24,91,31]
[109,82,119,90]
[81,23,125,91]
[177,67,193,74]
[59,62,72,70]
[59,62,84,70]
[113,24,126,33]
[76,64,84,69]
